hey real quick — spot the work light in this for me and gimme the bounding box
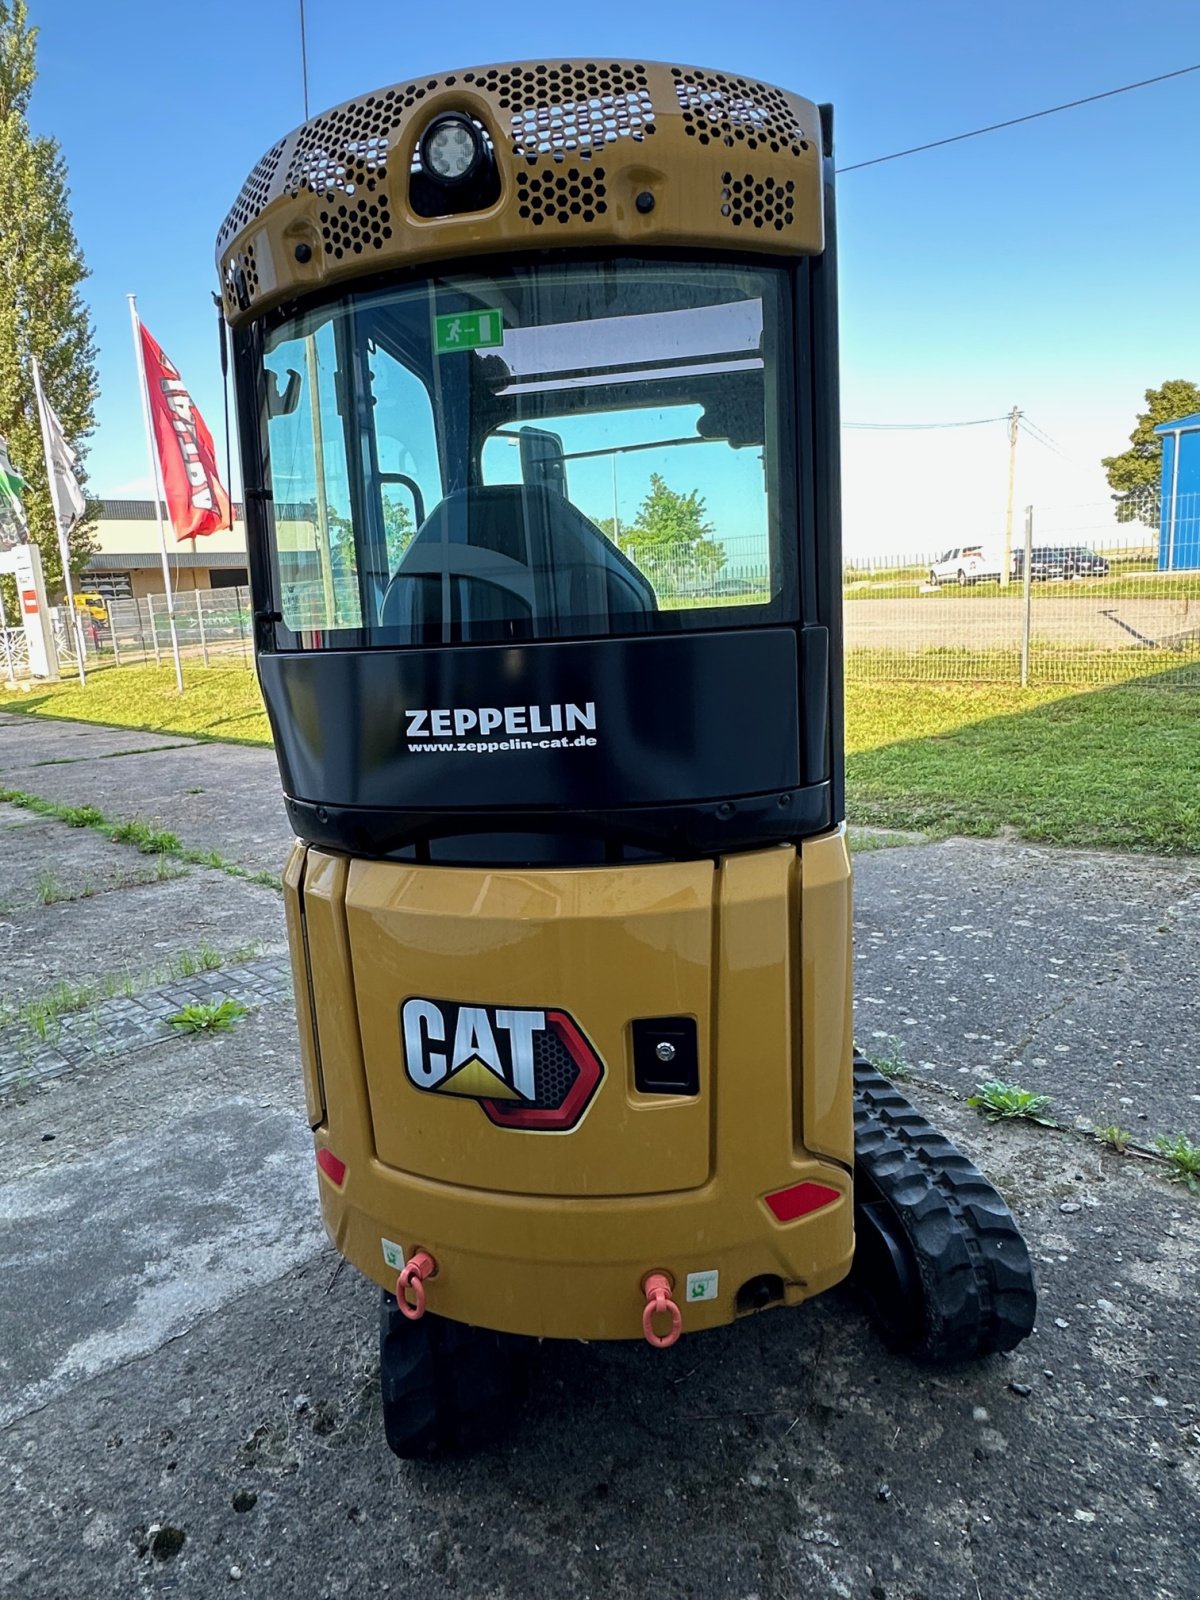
[421,115,483,183]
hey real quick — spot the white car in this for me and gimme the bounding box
[928,545,1004,586]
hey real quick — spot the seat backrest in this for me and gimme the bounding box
[379,484,658,640]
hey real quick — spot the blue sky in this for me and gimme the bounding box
[30,0,1200,555]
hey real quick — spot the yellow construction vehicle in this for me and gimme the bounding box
[72,591,107,623]
[218,60,1035,1457]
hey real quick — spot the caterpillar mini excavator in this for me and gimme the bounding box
[217,60,1036,1457]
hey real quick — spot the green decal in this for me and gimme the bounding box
[434,309,504,354]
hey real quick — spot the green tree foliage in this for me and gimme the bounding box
[1102,379,1200,526]
[0,0,98,596]
[618,473,725,593]
[328,496,414,578]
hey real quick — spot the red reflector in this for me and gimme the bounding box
[316,1147,346,1185]
[764,1181,840,1222]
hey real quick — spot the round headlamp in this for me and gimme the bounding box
[420,114,484,183]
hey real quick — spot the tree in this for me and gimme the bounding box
[1102,379,1200,526]
[0,1,98,599]
[328,497,414,579]
[618,473,725,593]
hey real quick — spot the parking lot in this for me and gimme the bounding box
[2,710,1198,1599]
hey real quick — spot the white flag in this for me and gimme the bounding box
[0,435,29,553]
[32,358,87,532]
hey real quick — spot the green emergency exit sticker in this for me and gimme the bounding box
[434,309,504,354]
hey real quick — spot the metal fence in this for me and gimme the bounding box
[6,500,1200,691]
[55,586,255,671]
[1,624,28,682]
[845,500,1200,688]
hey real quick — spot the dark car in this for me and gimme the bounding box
[1011,547,1066,581]
[1061,546,1110,577]
[1011,546,1109,582]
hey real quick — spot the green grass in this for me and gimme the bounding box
[847,826,928,854]
[846,671,1200,854]
[105,818,183,854]
[0,664,272,744]
[847,645,1200,688]
[5,659,1200,857]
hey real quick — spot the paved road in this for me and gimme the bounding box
[1,711,1198,1599]
[845,594,1200,652]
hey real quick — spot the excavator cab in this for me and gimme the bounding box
[219,60,1035,1457]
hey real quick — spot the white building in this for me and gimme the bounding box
[81,500,249,600]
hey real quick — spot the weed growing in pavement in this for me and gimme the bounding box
[24,858,183,909]
[967,1080,1057,1126]
[36,869,63,904]
[35,868,102,905]
[59,804,106,829]
[0,942,266,1042]
[245,869,284,890]
[106,818,182,854]
[175,941,225,978]
[168,998,249,1034]
[1154,1134,1200,1194]
[30,743,198,767]
[871,1037,911,1081]
[0,788,282,893]
[19,980,92,1043]
[1095,1123,1134,1154]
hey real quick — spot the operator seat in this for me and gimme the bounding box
[379,484,657,641]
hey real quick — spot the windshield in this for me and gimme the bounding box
[256,259,795,647]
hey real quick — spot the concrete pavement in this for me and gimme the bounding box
[1,709,1197,1599]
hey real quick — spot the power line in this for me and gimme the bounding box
[837,63,1200,174]
[299,0,310,121]
[1020,416,1068,457]
[843,416,1008,430]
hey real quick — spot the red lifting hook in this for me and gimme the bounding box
[642,1271,683,1349]
[396,1250,437,1321]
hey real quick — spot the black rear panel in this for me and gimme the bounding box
[261,627,830,860]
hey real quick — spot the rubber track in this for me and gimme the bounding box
[852,1053,1037,1362]
[379,1294,523,1458]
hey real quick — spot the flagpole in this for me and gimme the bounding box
[31,356,85,686]
[127,294,184,693]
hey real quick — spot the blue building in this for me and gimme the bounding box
[1154,412,1200,570]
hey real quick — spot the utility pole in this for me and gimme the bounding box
[1000,404,1020,588]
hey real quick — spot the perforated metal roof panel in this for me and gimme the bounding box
[216,60,824,325]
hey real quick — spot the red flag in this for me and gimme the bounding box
[139,322,231,540]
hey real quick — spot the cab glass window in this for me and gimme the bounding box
[255,259,796,647]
